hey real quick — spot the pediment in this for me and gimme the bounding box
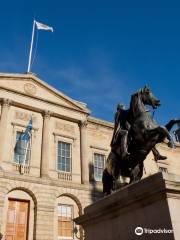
[0,73,89,113]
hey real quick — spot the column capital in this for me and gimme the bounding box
[79,120,88,128]
[43,110,52,119]
[2,98,12,108]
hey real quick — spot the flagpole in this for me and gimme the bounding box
[27,20,36,73]
[23,142,28,165]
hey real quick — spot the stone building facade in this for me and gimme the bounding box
[0,72,179,240]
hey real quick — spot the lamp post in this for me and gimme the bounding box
[73,225,85,240]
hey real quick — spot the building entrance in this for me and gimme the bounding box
[5,199,29,240]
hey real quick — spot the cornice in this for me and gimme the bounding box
[0,86,89,116]
[0,72,90,114]
[0,97,83,124]
[88,116,114,129]
[0,170,102,192]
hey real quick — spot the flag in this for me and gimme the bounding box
[14,118,32,164]
[35,21,53,32]
[20,118,32,141]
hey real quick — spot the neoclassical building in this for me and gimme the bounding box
[0,72,179,240]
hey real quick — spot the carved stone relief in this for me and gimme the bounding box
[89,130,110,142]
[24,83,37,96]
[88,124,100,131]
[15,111,36,122]
[55,121,75,133]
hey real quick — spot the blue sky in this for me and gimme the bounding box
[0,1,179,127]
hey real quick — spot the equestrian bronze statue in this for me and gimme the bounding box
[102,86,180,195]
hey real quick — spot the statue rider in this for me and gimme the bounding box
[111,103,129,160]
[111,103,167,162]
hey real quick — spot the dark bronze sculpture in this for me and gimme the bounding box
[102,86,180,195]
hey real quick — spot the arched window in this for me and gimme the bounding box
[55,195,82,240]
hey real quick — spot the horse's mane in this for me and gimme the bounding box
[130,90,145,119]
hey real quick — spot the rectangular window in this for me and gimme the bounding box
[57,142,71,172]
[58,205,73,240]
[14,131,31,165]
[94,153,105,181]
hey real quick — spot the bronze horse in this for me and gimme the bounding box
[102,86,180,195]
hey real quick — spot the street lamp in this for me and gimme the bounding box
[73,225,85,240]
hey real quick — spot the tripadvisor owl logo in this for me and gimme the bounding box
[135,227,143,235]
[135,226,174,235]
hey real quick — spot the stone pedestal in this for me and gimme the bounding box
[75,172,180,240]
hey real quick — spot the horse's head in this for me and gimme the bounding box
[141,85,161,109]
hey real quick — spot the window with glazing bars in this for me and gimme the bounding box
[14,131,31,165]
[58,204,73,240]
[94,153,105,181]
[57,142,71,172]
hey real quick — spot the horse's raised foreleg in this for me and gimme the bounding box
[159,126,175,148]
[145,126,175,147]
[165,119,180,131]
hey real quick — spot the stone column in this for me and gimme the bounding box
[41,110,51,178]
[0,99,11,165]
[79,120,89,184]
